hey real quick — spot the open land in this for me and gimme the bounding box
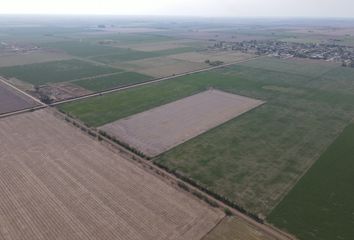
[119,40,202,52]
[0,50,71,67]
[117,56,208,77]
[40,41,124,57]
[268,123,354,240]
[0,109,223,240]
[0,59,119,85]
[91,47,196,64]
[204,217,276,240]
[73,71,153,92]
[99,89,264,157]
[170,51,255,64]
[3,17,354,240]
[0,80,39,114]
[60,57,354,218]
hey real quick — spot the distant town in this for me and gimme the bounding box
[209,40,354,67]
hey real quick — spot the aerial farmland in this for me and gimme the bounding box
[0,109,223,240]
[99,89,264,157]
[0,15,354,240]
[0,79,40,114]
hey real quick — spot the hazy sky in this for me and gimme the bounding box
[1,0,353,18]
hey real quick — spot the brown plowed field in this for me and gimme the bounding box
[99,89,264,157]
[0,80,39,114]
[0,110,223,240]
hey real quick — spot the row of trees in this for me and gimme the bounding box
[155,162,264,223]
[62,111,261,223]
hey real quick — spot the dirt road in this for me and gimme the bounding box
[50,56,263,106]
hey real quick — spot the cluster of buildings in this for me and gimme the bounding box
[0,41,39,54]
[209,40,354,67]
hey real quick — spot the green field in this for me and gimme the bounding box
[91,47,195,64]
[89,33,176,45]
[73,71,153,91]
[0,59,118,85]
[39,35,186,59]
[40,39,186,59]
[0,26,91,42]
[268,123,354,240]
[40,41,121,57]
[59,57,354,215]
[59,73,212,126]
[238,57,339,77]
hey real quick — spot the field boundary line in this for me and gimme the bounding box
[0,106,47,119]
[64,71,127,83]
[0,77,45,106]
[268,119,352,215]
[200,216,226,240]
[50,56,264,106]
[53,108,297,240]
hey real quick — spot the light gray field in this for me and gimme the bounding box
[116,56,207,78]
[0,80,39,114]
[0,110,223,240]
[99,89,264,157]
[0,50,71,67]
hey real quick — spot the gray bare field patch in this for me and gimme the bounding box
[116,56,207,77]
[0,80,39,114]
[100,89,264,157]
[120,40,196,52]
[0,109,223,240]
[0,50,71,67]
[170,52,255,64]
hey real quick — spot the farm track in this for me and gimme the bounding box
[65,71,126,83]
[0,55,296,240]
[0,78,45,106]
[50,56,263,106]
[0,77,47,118]
[56,110,297,240]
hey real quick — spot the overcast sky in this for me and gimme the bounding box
[1,0,353,18]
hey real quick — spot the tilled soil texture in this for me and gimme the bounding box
[34,83,93,102]
[0,80,39,114]
[100,89,264,157]
[0,110,223,240]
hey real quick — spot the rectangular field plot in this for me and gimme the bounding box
[117,56,207,77]
[170,52,255,64]
[73,71,153,92]
[0,50,72,67]
[0,59,118,85]
[61,57,354,216]
[0,110,223,240]
[91,47,195,65]
[268,123,354,240]
[0,80,39,114]
[204,217,276,240]
[99,89,264,157]
[40,41,122,57]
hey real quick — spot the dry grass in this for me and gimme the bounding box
[0,109,223,240]
[99,89,264,157]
